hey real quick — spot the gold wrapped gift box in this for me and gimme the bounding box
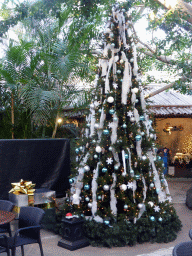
[9,180,56,217]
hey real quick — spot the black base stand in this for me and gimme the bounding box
[58,238,89,251]
[57,217,89,251]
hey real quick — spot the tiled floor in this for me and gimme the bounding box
[1,178,192,256]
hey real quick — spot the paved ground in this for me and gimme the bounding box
[1,178,192,256]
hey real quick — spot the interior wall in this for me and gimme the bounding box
[155,117,192,161]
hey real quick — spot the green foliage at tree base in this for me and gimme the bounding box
[43,203,182,248]
[83,209,181,247]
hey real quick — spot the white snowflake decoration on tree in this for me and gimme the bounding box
[154,205,160,212]
[127,111,134,117]
[113,83,118,89]
[106,158,113,164]
[127,182,133,189]
[108,122,114,129]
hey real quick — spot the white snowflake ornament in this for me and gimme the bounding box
[154,205,160,212]
[106,158,113,165]
[127,182,134,189]
[108,122,114,129]
[113,83,118,89]
[127,111,134,117]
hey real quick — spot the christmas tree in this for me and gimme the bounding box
[64,4,182,247]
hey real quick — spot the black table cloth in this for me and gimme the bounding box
[0,139,70,199]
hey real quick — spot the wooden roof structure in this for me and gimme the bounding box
[146,88,192,117]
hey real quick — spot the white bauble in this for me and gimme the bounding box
[90,103,95,108]
[94,123,99,129]
[130,117,135,122]
[138,203,144,209]
[107,96,114,103]
[142,155,147,160]
[120,184,127,191]
[88,203,92,208]
[132,88,139,93]
[84,165,90,172]
[103,185,110,191]
[95,146,102,153]
[120,59,124,64]
[149,133,154,139]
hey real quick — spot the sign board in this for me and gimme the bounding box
[168,166,175,176]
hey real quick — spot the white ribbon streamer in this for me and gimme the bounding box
[142,176,147,201]
[111,113,118,144]
[98,100,106,142]
[90,108,95,137]
[112,147,120,163]
[127,148,132,172]
[92,162,100,216]
[110,173,117,215]
[121,52,132,104]
[122,150,127,176]
[136,140,142,158]
[133,44,138,77]
[72,153,89,204]
[99,59,108,77]
[148,151,167,203]
[133,180,136,203]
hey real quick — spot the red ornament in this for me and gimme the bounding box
[66,213,73,217]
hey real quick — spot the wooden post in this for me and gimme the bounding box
[52,114,59,138]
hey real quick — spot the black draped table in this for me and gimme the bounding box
[0,139,70,199]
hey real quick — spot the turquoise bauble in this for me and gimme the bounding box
[116,70,121,74]
[102,167,107,173]
[75,148,79,153]
[114,165,119,170]
[135,135,142,141]
[87,123,91,127]
[113,117,118,121]
[150,216,155,221]
[122,123,127,129]
[109,109,115,114]
[94,154,98,159]
[79,146,83,151]
[98,109,102,113]
[97,195,102,200]
[140,116,145,121]
[124,154,129,159]
[103,129,109,135]
[150,183,154,188]
[158,217,163,222]
[84,184,90,190]
[124,204,128,209]
[104,220,110,225]
[157,156,162,161]
[141,132,145,136]
[109,146,113,151]
[135,175,140,179]
[85,197,90,202]
[69,178,73,184]
[156,188,160,194]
